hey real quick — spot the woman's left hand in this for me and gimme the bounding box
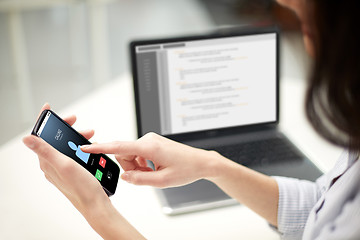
[23,103,109,216]
[23,104,146,239]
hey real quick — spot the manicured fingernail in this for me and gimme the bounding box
[121,172,131,183]
[23,136,36,149]
[80,145,89,150]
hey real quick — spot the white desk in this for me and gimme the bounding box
[0,74,342,239]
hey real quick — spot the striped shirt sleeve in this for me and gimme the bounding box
[272,176,324,240]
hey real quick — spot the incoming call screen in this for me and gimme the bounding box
[36,111,119,194]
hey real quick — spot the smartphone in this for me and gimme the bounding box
[31,109,120,196]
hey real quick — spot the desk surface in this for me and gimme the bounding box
[0,74,342,239]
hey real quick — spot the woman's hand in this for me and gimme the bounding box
[23,104,146,239]
[81,132,222,188]
[23,103,107,211]
[82,133,279,227]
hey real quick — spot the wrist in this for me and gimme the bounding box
[201,149,244,185]
[200,150,231,181]
[82,196,145,240]
[82,196,113,235]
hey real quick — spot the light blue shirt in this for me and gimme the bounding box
[273,151,360,239]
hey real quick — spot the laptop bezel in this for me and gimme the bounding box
[130,26,280,141]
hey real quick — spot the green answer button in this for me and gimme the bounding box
[95,169,103,181]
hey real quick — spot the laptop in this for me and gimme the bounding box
[130,27,322,215]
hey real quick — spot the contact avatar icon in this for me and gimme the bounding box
[68,141,90,164]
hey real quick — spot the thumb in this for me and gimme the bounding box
[121,170,167,188]
[23,135,61,166]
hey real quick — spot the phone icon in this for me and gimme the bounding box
[95,169,103,181]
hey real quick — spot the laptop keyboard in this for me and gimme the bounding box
[206,137,303,167]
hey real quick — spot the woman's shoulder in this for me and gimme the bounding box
[321,189,360,239]
[304,162,360,240]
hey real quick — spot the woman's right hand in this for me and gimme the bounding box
[82,132,280,227]
[81,132,222,188]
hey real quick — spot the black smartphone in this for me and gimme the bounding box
[31,109,120,196]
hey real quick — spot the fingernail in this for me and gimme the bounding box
[121,172,131,183]
[80,145,89,150]
[23,136,36,149]
[43,102,50,109]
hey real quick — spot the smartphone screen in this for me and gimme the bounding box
[32,110,119,196]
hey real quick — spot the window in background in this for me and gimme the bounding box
[0,0,214,146]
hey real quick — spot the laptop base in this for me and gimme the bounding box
[156,158,322,215]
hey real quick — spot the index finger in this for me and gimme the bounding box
[81,141,147,157]
[37,103,77,126]
[37,103,51,120]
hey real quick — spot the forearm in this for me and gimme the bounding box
[81,198,145,240]
[79,134,279,227]
[205,153,279,226]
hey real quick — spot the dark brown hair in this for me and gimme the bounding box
[305,1,360,152]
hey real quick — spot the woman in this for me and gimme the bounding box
[23,0,360,239]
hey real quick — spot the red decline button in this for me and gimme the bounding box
[99,157,106,168]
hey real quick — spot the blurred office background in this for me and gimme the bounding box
[0,0,310,146]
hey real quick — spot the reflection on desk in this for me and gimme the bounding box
[0,74,342,239]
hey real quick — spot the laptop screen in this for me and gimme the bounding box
[132,31,278,136]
